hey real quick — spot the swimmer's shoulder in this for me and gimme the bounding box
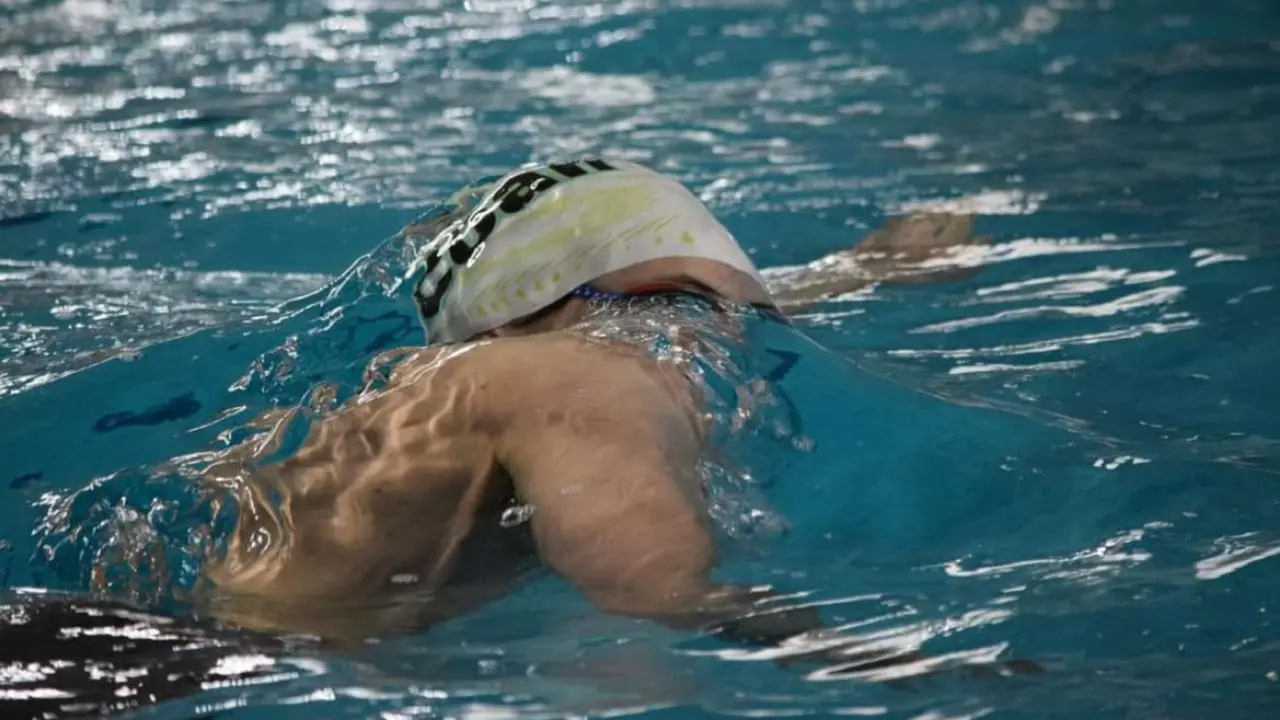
[485,333,698,434]
[384,333,680,422]
[387,332,650,383]
[378,334,696,464]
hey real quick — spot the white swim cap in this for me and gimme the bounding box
[405,157,768,345]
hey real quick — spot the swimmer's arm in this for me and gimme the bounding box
[764,213,985,313]
[488,348,1042,677]
[492,375,930,664]
[492,351,822,643]
[494,356,716,618]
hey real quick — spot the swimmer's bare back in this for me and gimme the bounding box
[203,331,787,643]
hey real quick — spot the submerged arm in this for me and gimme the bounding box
[490,339,1041,678]
[492,341,823,642]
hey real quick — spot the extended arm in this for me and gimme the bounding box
[764,213,985,313]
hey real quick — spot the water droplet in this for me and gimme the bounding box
[500,504,536,528]
[78,213,122,230]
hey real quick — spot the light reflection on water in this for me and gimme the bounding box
[3,0,1280,717]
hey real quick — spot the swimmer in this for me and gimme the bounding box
[200,158,986,660]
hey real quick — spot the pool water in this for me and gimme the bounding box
[4,0,1280,717]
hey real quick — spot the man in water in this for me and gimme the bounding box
[1,158,1003,719]
[201,157,981,648]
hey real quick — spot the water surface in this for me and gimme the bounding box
[3,0,1280,717]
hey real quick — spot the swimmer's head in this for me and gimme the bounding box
[402,157,773,344]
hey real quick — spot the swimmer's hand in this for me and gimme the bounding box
[850,213,987,285]
[766,213,987,311]
[774,629,1046,683]
[703,596,1043,683]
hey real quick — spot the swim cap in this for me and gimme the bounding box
[405,157,768,345]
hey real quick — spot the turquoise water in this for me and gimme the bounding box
[4,0,1280,717]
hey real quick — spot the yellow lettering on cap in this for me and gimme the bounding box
[681,231,696,245]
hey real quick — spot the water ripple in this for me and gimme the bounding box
[4,0,1280,718]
